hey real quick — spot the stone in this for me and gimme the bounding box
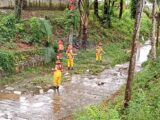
[47,89,54,93]
[14,91,21,95]
[36,86,42,89]
[86,69,90,72]
[5,87,14,91]
[39,89,44,94]
[64,72,69,76]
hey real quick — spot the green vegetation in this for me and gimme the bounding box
[0,65,52,86]
[0,48,43,73]
[72,10,150,75]
[0,50,15,73]
[0,7,150,84]
[74,51,160,120]
[0,14,53,46]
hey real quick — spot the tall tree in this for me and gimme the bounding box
[103,0,111,27]
[150,0,157,60]
[39,0,41,7]
[119,0,123,19]
[23,0,27,9]
[156,13,160,47]
[156,0,160,47]
[49,0,52,8]
[124,0,144,108]
[15,0,23,21]
[78,0,90,49]
[94,0,99,17]
[131,0,138,19]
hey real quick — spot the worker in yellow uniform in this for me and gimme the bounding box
[66,45,74,70]
[96,42,105,62]
[52,60,63,92]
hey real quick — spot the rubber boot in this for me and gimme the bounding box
[56,86,59,93]
[53,86,57,92]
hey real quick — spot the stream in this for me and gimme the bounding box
[0,41,151,120]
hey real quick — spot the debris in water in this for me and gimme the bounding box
[14,91,21,95]
[39,89,44,94]
[86,69,90,72]
[96,81,105,86]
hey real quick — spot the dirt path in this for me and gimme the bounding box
[0,41,151,120]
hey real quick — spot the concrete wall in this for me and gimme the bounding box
[0,0,68,8]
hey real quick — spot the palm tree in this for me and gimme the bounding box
[15,0,23,21]
[78,0,90,49]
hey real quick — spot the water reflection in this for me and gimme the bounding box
[53,92,61,113]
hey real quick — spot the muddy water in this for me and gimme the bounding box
[0,41,151,120]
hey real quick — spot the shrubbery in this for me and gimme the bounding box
[0,50,15,73]
[0,15,50,45]
[0,49,44,73]
[0,15,16,42]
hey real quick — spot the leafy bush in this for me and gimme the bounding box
[0,15,16,42]
[0,50,15,73]
[74,106,107,120]
[0,15,50,45]
[28,17,45,43]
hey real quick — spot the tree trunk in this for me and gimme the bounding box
[131,0,138,19]
[150,0,157,60]
[39,0,41,7]
[49,0,52,9]
[103,0,108,17]
[15,0,23,21]
[124,0,144,108]
[22,0,27,9]
[156,13,160,48]
[119,0,123,19]
[103,0,111,27]
[78,0,89,49]
[94,0,99,17]
[112,1,115,7]
[81,20,88,49]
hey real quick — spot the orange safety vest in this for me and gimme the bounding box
[66,49,73,59]
[96,47,103,54]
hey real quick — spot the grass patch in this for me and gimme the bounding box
[0,65,53,86]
